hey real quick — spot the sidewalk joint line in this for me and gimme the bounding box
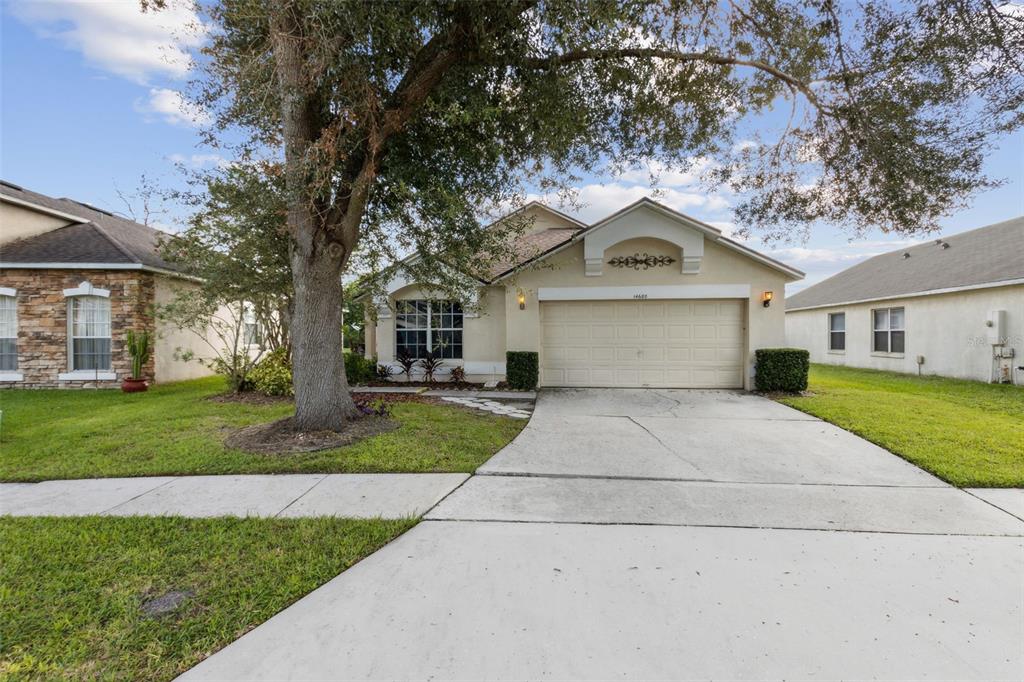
[100,476,180,515]
[273,473,331,518]
[474,470,948,489]
[962,489,1024,524]
[421,517,1024,539]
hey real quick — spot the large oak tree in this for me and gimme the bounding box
[154,0,1024,431]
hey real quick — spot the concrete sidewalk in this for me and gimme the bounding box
[0,473,468,518]
[177,388,1024,681]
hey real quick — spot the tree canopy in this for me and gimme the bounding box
[154,0,1024,430]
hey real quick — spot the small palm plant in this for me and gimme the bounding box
[125,329,152,381]
[418,350,445,383]
[395,349,418,383]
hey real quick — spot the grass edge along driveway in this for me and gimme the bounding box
[0,515,416,681]
[777,364,1024,488]
[0,376,525,482]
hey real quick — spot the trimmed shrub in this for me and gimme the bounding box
[344,353,377,386]
[250,347,293,396]
[506,351,539,390]
[754,348,810,392]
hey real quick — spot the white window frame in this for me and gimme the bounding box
[242,303,261,347]
[0,287,22,381]
[872,306,905,355]
[827,312,846,352]
[394,299,463,360]
[61,283,116,380]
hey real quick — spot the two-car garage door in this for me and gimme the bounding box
[540,299,745,388]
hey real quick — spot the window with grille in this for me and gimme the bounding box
[0,295,16,371]
[395,300,463,359]
[69,295,112,371]
[828,312,845,351]
[872,307,905,353]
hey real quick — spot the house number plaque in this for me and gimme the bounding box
[608,252,677,271]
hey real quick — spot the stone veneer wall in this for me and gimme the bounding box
[0,269,156,388]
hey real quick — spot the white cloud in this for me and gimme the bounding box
[617,157,717,188]
[167,152,228,169]
[528,183,730,223]
[137,88,210,127]
[10,0,204,84]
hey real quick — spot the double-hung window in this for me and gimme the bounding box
[395,300,463,359]
[872,307,905,354]
[69,295,112,370]
[0,293,17,371]
[828,313,845,351]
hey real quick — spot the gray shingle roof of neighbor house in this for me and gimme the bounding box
[0,180,183,273]
[786,216,1024,311]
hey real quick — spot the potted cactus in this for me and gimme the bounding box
[122,329,152,393]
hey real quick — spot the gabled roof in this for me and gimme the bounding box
[489,197,804,282]
[0,180,182,273]
[786,216,1024,311]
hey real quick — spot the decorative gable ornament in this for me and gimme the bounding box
[607,252,677,271]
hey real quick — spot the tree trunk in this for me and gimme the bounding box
[269,4,359,431]
[290,243,359,431]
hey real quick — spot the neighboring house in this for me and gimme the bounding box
[0,180,228,388]
[363,198,804,389]
[785,217,1024,384]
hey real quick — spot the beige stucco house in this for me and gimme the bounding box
[0,180,248,388]
[785,217,1024,384]
[364,198,804,389]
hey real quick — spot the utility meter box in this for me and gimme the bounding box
[986,310,1007,345]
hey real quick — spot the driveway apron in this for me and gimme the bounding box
[181,389,1024,681]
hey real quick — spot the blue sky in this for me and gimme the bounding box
[2,2,1022,292]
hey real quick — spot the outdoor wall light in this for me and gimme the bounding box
[762,291,774,308]
[517,290,527,310]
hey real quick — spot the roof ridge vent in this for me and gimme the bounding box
[1,180,24,191]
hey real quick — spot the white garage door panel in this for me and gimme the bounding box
[540,299,745,388]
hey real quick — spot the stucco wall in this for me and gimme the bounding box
[785,283,1024,382]
[372,283,507,382]
[0,201,73,245]
[153,277,223,383]
[369,234,790,388]
[504,237,789,388]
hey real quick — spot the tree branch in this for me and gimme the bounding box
[518,48,832,113]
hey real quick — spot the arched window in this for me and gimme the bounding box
[62,282,112,374]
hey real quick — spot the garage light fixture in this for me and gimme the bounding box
[762,291,774,308]
[517,290,526,310]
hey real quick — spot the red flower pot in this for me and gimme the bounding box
[121,377,149,393]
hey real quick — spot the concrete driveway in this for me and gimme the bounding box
[182,389,1024,681]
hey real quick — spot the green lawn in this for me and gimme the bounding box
[0,515,415,680]
[0,377,525,482]
[777,364,1024,487]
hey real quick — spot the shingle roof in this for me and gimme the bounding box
[0,180,181,271]
[786,216,1024,310]
[484,227,581,280]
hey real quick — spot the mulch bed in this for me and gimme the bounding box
[224,415,399,454]
[208,392,293,406]
[360,380,486,389]
[210,391,440,406]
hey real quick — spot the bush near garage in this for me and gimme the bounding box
[506,351,539,390]
[754,348,810,392]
